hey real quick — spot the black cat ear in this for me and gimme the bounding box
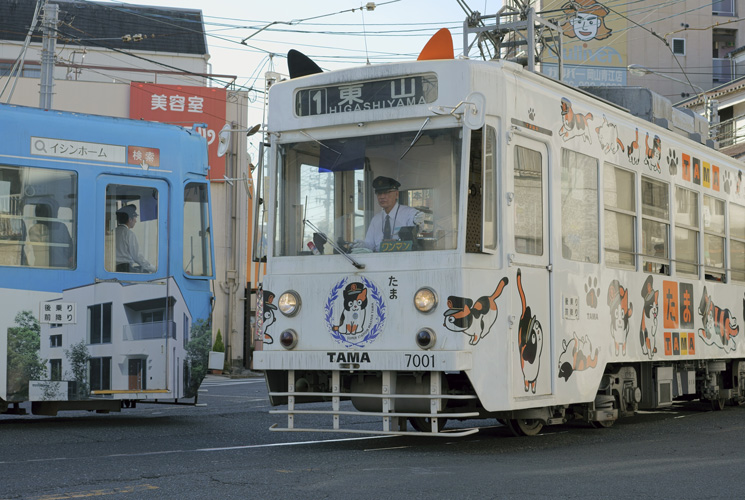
[287,49,323,79]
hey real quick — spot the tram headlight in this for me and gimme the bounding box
[414,287,438,313]
[415,328,436,350]
[278,291,301,317]
[279,329,298,349]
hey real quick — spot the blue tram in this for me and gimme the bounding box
[0,104,214,415]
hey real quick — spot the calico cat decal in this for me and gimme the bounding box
[627,128,641,165]
[699,286,739,352]
[608,279,633,356]
[595,115,624,154]
[639,275,659,359]
[261,290,277,345]
[644,132,662,172]
[559,97,593,144]
[558,332,598,381]
[517,269,543,393]
[443,277,509,345]
[333,282,369,335]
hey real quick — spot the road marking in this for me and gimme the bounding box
[27,484,158,499]
[0,436,391,466]
[364,445,410,451]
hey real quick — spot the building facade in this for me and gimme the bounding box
[0,0,253,370]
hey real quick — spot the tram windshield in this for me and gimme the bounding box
[275,127,461,256]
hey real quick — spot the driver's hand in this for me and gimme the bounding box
[413,211,425,225]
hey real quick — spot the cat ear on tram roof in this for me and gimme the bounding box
[287,49,323,79]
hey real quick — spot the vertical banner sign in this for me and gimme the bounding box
[129,83,227,180]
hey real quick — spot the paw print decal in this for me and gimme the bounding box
[528,108,535,121]
[666,149,678,176]
[723,170,732,195]
[585,276,600,309]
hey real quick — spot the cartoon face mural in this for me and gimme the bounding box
[443,277,509,345]
[639,275,659,359]
[698,286,739,352]
[608,279,633,356]
[261,290,277,345]
[517,269,543,393]
[558,332,599,381]
[325,276,386,348]
[561,0,613,42]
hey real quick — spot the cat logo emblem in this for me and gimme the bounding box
[324,276,386,348]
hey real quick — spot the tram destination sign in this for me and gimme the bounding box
[295,73,438,117]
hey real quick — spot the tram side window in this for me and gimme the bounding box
[0,164,76,269]
[183,183,213,277]
[561,149,598,263]
[641,177,670,275]
[675,187,699,278]
[514,146,543,255]
[604,165,635,269]
[466,126,497,253]
[730,203,745,282]
[104,184,158,274]
[703,195,725,282]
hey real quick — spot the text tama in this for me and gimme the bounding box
[327,352,371,363]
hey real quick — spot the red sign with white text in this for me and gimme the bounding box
[129,83,226,180]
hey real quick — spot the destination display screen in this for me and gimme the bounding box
[295,73,438,117]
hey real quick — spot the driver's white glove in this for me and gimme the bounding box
[413,211,425,225]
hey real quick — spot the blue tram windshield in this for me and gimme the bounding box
[275,127,461,256]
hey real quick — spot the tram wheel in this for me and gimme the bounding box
[505,419,543,437]
[710,397,726,411]
[590,419,615,429]
[409,417,448,433]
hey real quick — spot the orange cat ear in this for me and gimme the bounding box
[417,28,454,61]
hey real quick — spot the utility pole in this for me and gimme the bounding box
[39,2,58,110]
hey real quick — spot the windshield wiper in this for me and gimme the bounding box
[400,117,430,160]
[303,219,365,270]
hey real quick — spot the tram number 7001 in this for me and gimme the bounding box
[405,353,435,368]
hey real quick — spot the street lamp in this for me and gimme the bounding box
[627,64,715,126]
[627,64,704,94]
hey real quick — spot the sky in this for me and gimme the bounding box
[95,0,501,125]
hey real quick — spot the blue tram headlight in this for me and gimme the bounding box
[278,290,301,316]
[414,287,438,313]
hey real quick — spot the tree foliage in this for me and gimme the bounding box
[64,340,90,399]
[184,319,211,398]
[213,329,224,352]
[7,310,46,400]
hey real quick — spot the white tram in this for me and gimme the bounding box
[253,34,745,436]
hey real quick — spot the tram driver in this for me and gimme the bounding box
[115,204,155,273]
[354,176,424,252]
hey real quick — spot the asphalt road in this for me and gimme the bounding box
[2,374,745,499]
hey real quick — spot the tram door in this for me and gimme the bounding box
[509,136,552,397]
[94,176,171,395]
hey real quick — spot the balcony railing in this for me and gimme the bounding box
[123,320,176,341]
